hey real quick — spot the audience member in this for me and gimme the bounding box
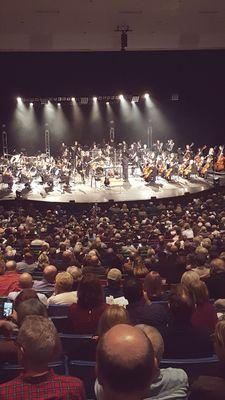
[137,325,188,399]
[0,259,6,275]
[181,270,200,291]
[104,268,128,307]
[96,324,155,400]
[0,261,20,296]
[157,245,186,284]
[0,190,225,397]
[48,271,77,305]
[0,298,48,363]
[124,278,168,337]
[191,253,210,279]
[182,223,194,239]
[97,305,129,337]
[8,273,48,306]
[0,315,86,399]
[33,265,57,294]
[102,247,123,270]
[164,284,213,358]
[190,280,218,333]
[37,243,50,270]
[206,258,225,300]
[68,273,107,334]
[190,320,225,400]
[144,271,167,301]
[16,252,37,274]
[66,266,83,290]
[83,254,106,275]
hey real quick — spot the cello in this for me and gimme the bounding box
[214,146,225,172]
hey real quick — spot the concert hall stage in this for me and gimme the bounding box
[0,174,214,204]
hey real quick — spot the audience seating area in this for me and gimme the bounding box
[0,189,225,399]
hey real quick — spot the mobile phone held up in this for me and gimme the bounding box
[0,299,13,319]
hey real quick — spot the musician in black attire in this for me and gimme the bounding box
[122,152,129,181]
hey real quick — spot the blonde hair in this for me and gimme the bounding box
[55,272,73,293]
[98,305,129,337]
[189,280,209,306]
[181,270,200,290]
[210,258,225,273]
[195,246,208,255]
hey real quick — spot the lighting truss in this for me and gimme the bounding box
[131,96,139,103]
[80,97,89,104]
[19,94,147,105]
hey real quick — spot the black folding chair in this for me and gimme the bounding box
[59,333,97,361]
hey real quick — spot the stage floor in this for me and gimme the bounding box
[0,174,213,203]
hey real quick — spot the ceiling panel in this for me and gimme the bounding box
[0,0,224,51]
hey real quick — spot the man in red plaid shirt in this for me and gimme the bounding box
[0,315,86,399]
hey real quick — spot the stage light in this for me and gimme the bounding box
[17,97,22,103]
[57,102,61,106]
[71,97,75,102]
[171,93,179,101]
[30,102,34,107]
[144,93,154,108]
[119,94,124,100]
[106,101,109,105]
[81,97,89,105]
[132,96,139,103]
[93,96,97,102]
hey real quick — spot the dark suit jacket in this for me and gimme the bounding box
[164,323,213,359]
[126,299,168,337]
[206,272,225,300]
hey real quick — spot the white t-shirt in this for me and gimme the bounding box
[47,291,77,305]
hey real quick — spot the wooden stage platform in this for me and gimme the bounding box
[0,174,215,204]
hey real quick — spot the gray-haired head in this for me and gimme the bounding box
[136,324,164,364]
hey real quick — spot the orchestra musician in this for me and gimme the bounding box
[166,139,175,153]
[1,140,224,194]
[121,152,129,181]
[215,146,225,172]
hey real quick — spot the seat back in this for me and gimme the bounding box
[60,334,97,361]
[48,305,70,317]
[68,360,96,400]
[160,356,220,384]
[51,316,69,333]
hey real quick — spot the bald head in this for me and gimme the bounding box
[89,255,99,266]
[43,265,57,283]
[19,273,33,289]
[97,324,155,399]
[6,260,17,272]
